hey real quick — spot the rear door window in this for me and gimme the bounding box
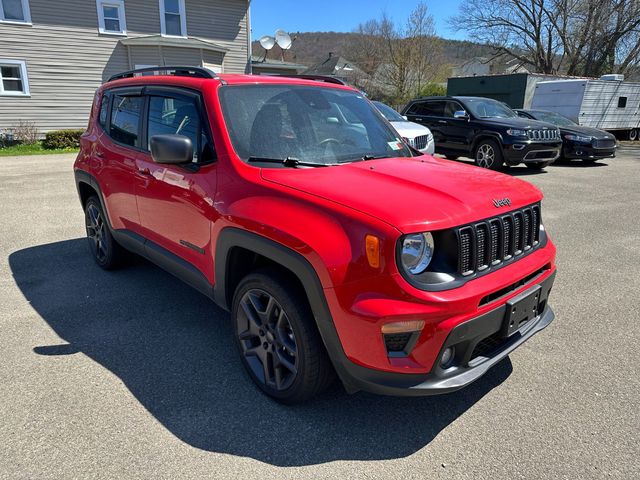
[110,95,143,147]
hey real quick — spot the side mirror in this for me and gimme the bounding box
[402,115,408,121]
[150,134,193,164]
[453,110,470,121]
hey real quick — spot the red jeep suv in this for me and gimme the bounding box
[74,67,557,403]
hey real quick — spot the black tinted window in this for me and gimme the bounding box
[409,101,445,117]
[110,95,143,147]
[99,93,110,129]
[618,96,627,108]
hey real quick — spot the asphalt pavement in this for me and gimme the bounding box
[0,149,638,479]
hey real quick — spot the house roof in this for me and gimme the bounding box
[250,56,306,71]
[303,55,364,77]
[120,35,228,53]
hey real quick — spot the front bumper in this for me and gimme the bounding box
[337,271,556,396]
[502,140,562,164]
[563,142,616,160]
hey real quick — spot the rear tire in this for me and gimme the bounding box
[84,196,126,270]
[525,161,553,170]
[629,129,638,141]
[232,269,335,404]
[474,139,503,170]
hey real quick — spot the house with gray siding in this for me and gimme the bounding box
[0,0,251,133]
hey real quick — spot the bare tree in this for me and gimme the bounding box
[346,3,444,103]
[452,0,640,77]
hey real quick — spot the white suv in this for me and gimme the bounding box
[374,101,435,154]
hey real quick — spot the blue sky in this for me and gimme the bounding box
[251,0,467,40]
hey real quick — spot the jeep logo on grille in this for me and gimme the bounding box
[493,198,511,208]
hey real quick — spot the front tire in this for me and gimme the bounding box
[232,270,334,404]
[444,154,459,160]
[474,139,503,170]
[84,196,125,270]
[629,129,638,141]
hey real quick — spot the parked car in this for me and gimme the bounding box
[74,67,557,403]
[402,96,562,170]
[515,109,617,163]
[373,101,435,154]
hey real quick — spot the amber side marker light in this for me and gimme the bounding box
[365,234,381,268]
[381,320,425,334]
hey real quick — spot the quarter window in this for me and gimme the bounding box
[110,95,143,147]
[99,93,110,129]
[160,0,186,37]
[0,59,30,96]
[0,0,31,24]
[96,0,127,35]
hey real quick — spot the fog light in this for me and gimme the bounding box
[440,346,455,368]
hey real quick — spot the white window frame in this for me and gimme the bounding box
[96,0,127,36]
[0,0,32,25]
[0,59,30,96]
[159,0,187,38]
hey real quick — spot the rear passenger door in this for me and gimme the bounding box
[95,88,144,233]
[134,87,218,282]
[405,100,447,149]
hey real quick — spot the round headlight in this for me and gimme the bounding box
[401,232,434,274]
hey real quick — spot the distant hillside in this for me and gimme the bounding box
[251,31,497,69]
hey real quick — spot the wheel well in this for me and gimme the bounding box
[472,135,502,153]
[225,246,307,309]
[78,181,98,208]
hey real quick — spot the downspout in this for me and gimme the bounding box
[246,0,252,73]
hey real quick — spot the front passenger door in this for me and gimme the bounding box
[135,89,218,282]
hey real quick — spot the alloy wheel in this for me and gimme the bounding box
[476,143,495,168]
[237,289,298,391]
[86,203,108,263]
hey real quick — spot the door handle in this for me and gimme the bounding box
[137,167,152,176]
[438,120,448,124]
[95,151,104,158]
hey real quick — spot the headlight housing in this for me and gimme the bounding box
[506,128,528,137]
[564,133,592,143]
[400,232,434,274]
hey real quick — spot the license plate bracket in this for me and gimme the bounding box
[503,284,542,337]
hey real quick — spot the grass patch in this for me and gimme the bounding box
[0,142,79,157]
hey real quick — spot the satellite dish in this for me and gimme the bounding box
[275,29,292,50]
[259,35,275,50]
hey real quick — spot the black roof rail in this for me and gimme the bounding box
[276,74,348,86]
[107,66,223,83]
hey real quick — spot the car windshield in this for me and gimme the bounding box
[464,98,517,119]
[218,85,412,166]
[530,111,577,127]
[373,101,406,122]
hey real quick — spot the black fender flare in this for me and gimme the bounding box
[213,227,359,390]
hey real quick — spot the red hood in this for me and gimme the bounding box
[260,156,543,233]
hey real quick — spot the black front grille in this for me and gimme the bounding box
[457,204,542,276]
[593,138,616,149]
[384,333,412,352]
[527,129,560,141]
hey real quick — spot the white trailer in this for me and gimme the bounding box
[531,75,640,140]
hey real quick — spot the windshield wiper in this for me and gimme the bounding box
[338,154,390,164]
[247,156,335,168]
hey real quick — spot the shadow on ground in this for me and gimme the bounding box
[9,239,512,466]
